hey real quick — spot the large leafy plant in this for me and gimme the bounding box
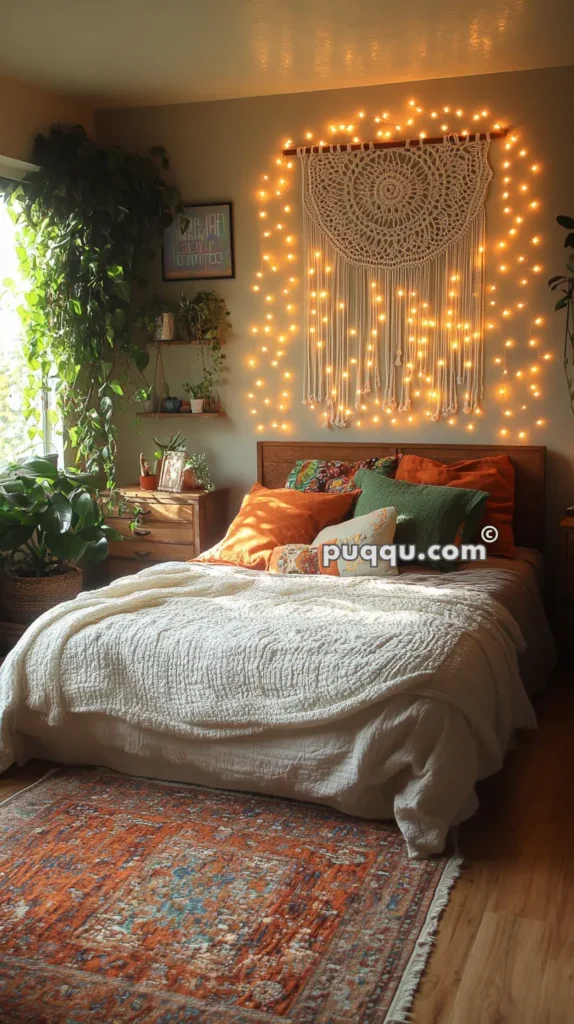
[0,457,122,577]
[549,215,574,413]
[4,125,185,488]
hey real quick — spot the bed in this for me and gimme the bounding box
[0,442,555,857]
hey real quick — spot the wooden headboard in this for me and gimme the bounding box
[257,441,546,551]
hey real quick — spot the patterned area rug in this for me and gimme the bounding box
[0,768,461,1023]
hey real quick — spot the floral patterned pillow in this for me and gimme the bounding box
[285,455,399,493]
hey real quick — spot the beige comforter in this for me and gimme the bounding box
[0,556,553,856]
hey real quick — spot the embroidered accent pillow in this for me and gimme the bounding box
[285,455,398,493]
[269,506,398,578]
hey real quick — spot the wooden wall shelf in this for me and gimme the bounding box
[148,339,215,347]
[137,412,226,419]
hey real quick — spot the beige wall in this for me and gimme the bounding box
[97,65,574,576]
[0,72,94,162]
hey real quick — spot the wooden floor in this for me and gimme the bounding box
[1,672,573,1023]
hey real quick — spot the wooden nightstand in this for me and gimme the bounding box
[558,516,574,657]
[104,486,229,581]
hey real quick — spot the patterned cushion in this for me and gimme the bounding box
[269,506,398,578]
[285,455,398,493]
[268,544,321,575]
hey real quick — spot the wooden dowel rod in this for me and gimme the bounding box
[282,130,507,157]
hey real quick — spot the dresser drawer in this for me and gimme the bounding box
[108,539,198,562]
[111,499,196,524]
[108,517,193,544]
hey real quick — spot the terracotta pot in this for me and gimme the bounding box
[139,475,157,491]
[183,468,199,490]
[190,398,205,414]
[2,566,83,625]
[180,400,191,413]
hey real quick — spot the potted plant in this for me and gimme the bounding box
[178,291,231,343]
[136,296,179,343]
[153,432,187,478]
[133,384,156,414]
[160,383,182,414]
[184,453,215,492]
[182,381,206,413]
[182,334,226,413]
[549,215,574,414]
[139,454,157,490]
[0,457,122,625]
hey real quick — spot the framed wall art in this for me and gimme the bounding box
[163,202,235,281]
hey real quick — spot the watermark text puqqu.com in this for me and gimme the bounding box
[321,526,499,569]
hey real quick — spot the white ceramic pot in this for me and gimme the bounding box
[190,398,205,414]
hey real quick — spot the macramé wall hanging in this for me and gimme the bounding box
[296,134,494,426]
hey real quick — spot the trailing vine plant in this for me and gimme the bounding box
[549,215,574,414]
[4,125,185,489]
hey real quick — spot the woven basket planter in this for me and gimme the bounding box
[1,567,83,625]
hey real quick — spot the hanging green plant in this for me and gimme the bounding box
[4,124,186,490]
[549,215,574,414]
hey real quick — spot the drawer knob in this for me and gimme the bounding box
[135,550,150,557]
[134,528,151,536]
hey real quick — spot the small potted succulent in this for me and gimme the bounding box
[139,454,157,490]
[0,457,122,625]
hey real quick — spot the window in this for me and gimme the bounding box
[0,190,61,470]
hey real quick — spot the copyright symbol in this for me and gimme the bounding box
[481,525,499,543]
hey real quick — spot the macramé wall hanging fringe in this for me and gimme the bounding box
[297,135,493,426]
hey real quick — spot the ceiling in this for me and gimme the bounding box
[1,0,572,108]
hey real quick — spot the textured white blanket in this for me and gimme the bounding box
[0,562,535,761]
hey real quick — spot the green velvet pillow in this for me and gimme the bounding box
[354,469,488,569]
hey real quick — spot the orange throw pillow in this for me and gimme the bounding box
[195,484,358,571]
[395,454,515,559]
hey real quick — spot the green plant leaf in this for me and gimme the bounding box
[82,536,109,564]
[132,348,150,373]
[557,215,574,230]
[100,524,123,541]
[51,492,73,532]
[113,280,130,303]
[44,531,86,563]
[71,490,96,524]
[17,457,59,480]
[0,524,35,552]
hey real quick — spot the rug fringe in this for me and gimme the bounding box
[385,840,463,1023]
